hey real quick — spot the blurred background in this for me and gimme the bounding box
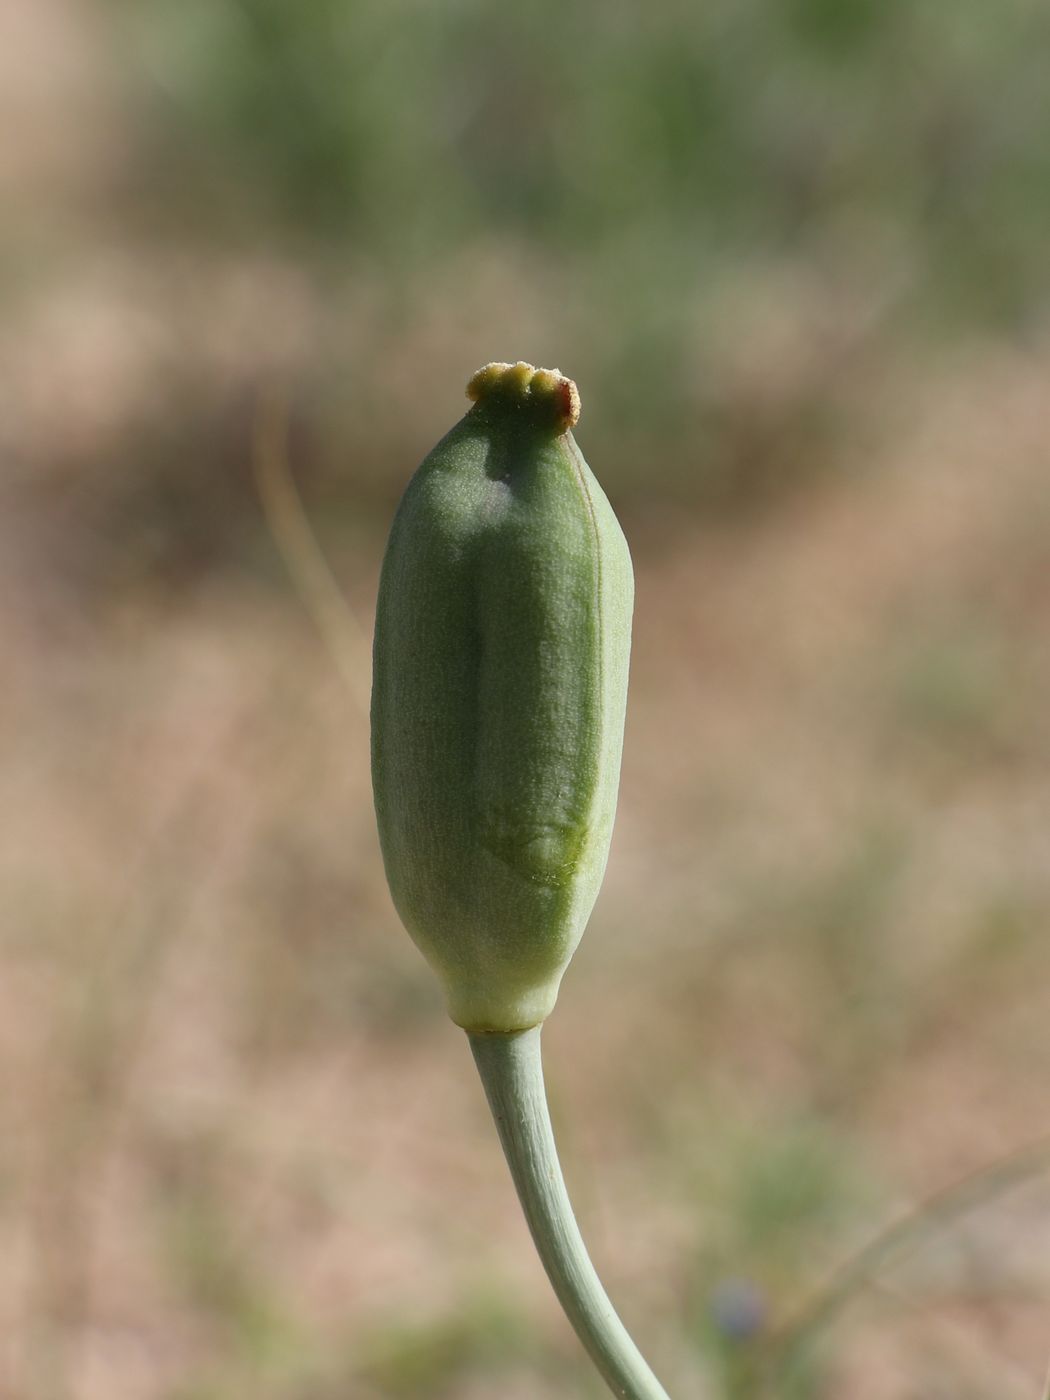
[3,0,1050,1396]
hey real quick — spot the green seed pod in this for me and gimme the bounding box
[371,362,633,1033]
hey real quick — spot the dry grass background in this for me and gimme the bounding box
[2,2,1050,1397]
[4,345,1049,1399]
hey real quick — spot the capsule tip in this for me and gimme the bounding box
[466,361,580,432]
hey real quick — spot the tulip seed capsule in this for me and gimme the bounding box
[371,360,633,1032]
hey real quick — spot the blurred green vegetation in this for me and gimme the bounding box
[89,0,1050,549]
[116,0,1050,327]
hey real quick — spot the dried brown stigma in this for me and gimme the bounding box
[466,361,581,433]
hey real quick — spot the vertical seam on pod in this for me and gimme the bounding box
[563,434,604,841]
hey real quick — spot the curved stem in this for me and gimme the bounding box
[469,1026,671,1400]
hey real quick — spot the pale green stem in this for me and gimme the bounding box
[469,1026,672,1400]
